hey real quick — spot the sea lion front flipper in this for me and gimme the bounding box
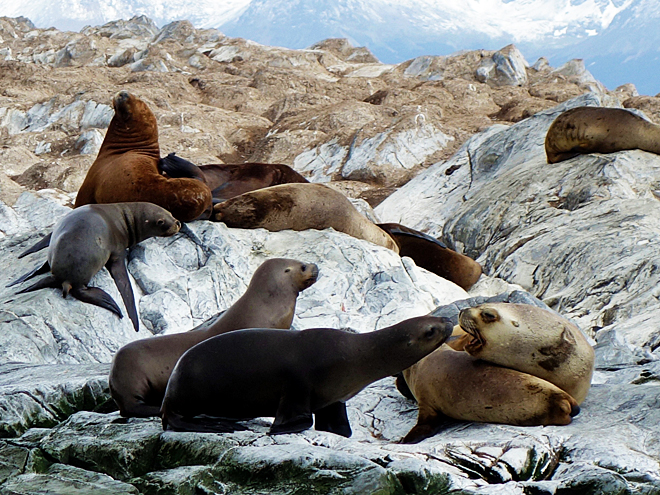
[18,232,53,259]
[157,152,206,182]
[69,286,123,319]
[394,373,416,402]
[269,384,313,435]
[6,261,50,288]
[401,406,456,444]
[314,402,352,438]
[107,254,139,331]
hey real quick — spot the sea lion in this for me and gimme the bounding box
[158,153,309,201]
[7,202,180,331]
[74,91,212,222]
[399,344,581,444]
[545,106,660,164]
[160,315,453,436]
[459,303,595,403]
[378,223,482,290]
[213,183,399,253]
[109,258,319,417]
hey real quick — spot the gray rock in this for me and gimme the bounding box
[476,44,528,87]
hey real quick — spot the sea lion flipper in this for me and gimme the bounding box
[158,153,206,183]
[402,407,455,444]
[107,255,139,331]
[15,274,60,294]
[69,286,123,319]
[313,401,352,438]
[18,232,53,259]
[394,372,416,402]
[269,384,313,435]
[6,261,50,288]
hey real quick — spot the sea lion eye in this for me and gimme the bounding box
[301,264,307,271]
[285,268,291,273]
[157,219,165,226]
[481,310,498,323]
[424,327,437,339]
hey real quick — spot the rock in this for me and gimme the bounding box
[475,44,528,87]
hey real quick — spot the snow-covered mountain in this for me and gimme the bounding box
[0,0,657,95]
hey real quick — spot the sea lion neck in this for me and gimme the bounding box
[97,115,160,158]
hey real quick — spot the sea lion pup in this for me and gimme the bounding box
[74,91,212,222]
[378,223,482,290]
[399,344,581,444]
[158,153,309,201]
[109,258,319,417]
[213,183,399,253]
[459,303,595,403]
[545,106,660,164]
[8,203,180,331]
[161,315,453,436]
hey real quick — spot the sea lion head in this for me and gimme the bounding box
[110,91,158,143]
[251,258,319,296]
[127,202,181,242]
[393,315,454,357]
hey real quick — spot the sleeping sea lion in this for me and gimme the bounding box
[378,223,482,290]
[213,183,399,252]
[160,315,453,436]
[545,106,660,164]
[458,303,595,403]
[109,258,318,417]
[75,91,212,222]
[8,202,180,331]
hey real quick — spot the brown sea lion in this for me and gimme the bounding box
[459,303,595,403]
[378,223,482,290]
[399,344,580,443]
[7,202,180,331]
[157,153,309,201]
[75,91,212,222]
[545,106,660,164]
[213,183,399,252]
[109,258,319,417]
[160,315,453,436]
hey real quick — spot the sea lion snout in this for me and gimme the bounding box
[113,90,131,108]
[301,263,319,287]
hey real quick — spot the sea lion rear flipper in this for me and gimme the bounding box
[107,255,139,331]
[157,153,206,183]
[18,232,53,259]
[15,274,60,294]
[314,402,352,438]
[269,384,313,435]
[6,261,50,288]
[401,407,457,444]
[69,286,123,319]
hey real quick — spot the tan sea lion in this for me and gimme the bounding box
[459,303,595,403]
[7,203,180,332]
[213,183,399,253]
[160,315,454,436]
[545,106,660,164]
[109,258,319,417]
[399,344,580,443]
[157,153,309,201]
[75,91,212,222]
[377,223,482,290]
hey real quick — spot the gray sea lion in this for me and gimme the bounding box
[377,223,482,290]
[545,106,660,164]
[160,315,453,436]
[8,202,180,331]
[213,183,399,253]
[399,343,581,444]
[75,91,212,222]
[459,303,595,403]
[109,258,319,417]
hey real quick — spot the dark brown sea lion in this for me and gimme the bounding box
[75,91,212,222]
[399,343,581,444]
[545,106,660,163]
[109,258,319,417]
[213,183,399,252]
[8,202,180,331]
[377,223,482,290]
[458,303,595,403]
[157,153,309,201]
[160,315,453,436]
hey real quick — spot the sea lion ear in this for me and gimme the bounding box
[562,325,577,345]
[511,319,520,327]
